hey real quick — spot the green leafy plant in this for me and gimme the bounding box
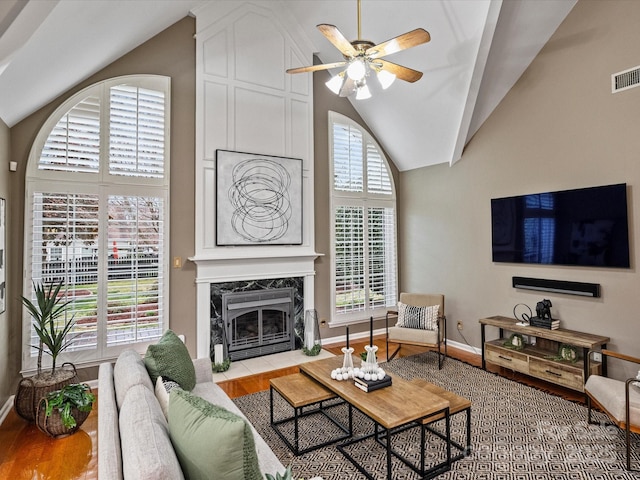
[302,344,322,356]
[212,358,231,372]
[22,280,76,376]
[266,467,294,480]
[44,383,95,429]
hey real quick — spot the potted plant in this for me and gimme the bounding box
[36,383,95,438]
[14,279,78,422]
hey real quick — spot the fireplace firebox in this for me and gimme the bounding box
[222,287,295,361]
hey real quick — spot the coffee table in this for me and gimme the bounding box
[299,355,452,480]
[270,373,352,455]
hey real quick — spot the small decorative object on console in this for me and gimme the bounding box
[503,333,525,351]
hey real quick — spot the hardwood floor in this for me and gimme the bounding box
[0,336,586,479]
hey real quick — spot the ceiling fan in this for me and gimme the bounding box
[286,0,431,99]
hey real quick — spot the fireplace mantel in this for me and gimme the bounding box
[190,250,321,358]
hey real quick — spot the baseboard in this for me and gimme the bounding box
[322,330,482,357]
[0,395,14,426]
[446,338,482,356]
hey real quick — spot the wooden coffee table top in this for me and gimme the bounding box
[299,355,450,429]
[270,373,337,408]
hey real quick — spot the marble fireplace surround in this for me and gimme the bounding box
[191,252,319,359]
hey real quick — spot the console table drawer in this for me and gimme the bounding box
[485,343,529,372]
[529,357,583,391]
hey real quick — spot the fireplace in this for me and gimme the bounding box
[221,287,296,361]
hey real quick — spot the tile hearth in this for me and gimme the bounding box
[212,349,335,383]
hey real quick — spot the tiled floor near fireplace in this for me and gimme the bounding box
[211,348,335,382]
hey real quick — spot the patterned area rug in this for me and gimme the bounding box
[233,352,640,479]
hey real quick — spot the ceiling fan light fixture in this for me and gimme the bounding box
[325,73,344,94]
[377,69,396,89]
[355,83,371,100]
[346,59,367,81]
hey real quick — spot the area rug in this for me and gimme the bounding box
[233,352,640,479]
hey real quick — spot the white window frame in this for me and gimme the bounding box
[328,111,398,326]
[22,75,171,373]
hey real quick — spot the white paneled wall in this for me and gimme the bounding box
[191,1,319,357]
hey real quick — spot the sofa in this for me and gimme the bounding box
[98,348,285,479]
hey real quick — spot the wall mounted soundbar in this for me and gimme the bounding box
[512,276,601,297]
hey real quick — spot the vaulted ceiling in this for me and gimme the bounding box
[0,0,576,171]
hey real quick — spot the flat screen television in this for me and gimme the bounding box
[491,183,630,268]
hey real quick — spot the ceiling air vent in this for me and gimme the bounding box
[612,65,640,93]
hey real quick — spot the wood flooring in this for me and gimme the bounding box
[0,336,586,479]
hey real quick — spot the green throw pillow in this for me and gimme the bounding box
[168,389,262,480]
[144,329,196,391]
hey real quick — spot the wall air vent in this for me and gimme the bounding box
[612,65,640,93]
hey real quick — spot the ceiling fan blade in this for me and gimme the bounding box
[286,61,347,74]
[317,24,357,57]
[366,28,431,59]
[378,59,423,83]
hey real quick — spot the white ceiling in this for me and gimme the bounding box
[0,0,576,171]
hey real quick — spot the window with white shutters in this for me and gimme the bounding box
[23,76,170,371]
[329,111,397,324]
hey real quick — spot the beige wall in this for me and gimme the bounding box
[312,62,400,340]
[7,15,197,390]
[399,0,640,377]
[0,119,15,406]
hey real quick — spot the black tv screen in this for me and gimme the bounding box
[491,183,630,268]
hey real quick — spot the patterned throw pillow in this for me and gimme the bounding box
[396,302,440,330]
[144,329,196,391]
[155,375,182,420]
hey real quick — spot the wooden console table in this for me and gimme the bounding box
[479,315,609,392]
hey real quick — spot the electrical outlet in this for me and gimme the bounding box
[457,321,463,331]
[593,352,602,362]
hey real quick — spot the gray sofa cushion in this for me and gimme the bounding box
[98,362,123,480]
[119,383,184,480]
[114,349,154,409]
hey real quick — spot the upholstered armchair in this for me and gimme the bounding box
[385,293,447,369]
[585,349,640,471]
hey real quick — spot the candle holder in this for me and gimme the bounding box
[330,347,355,381]
[302,309,322,356]
[212,320,231,372]
[353,345,386,381]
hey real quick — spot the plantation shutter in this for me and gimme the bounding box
[29,192,100,354]
[332,123,363,192]
[366,142,392,195]
[330,112,397,322]
[106,195,164,346]
[368,207,397,309]
[334,206,365,314]
[39,96,101,173]
[24,76,170,372]
[109,85,165,178]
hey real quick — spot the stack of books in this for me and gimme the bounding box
[529,316,560,330]
[354,375,392,392]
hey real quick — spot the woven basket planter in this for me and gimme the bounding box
[14,363,77,423]
[35,385,93,438]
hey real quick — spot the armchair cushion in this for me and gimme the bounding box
[585,375,640,426]
[396,302,439,330]
[388,325,439,345]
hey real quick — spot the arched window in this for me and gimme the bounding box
[22,75,171,371]
[329,111,397,324]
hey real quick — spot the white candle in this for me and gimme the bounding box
[214,344,224,363]
[304,331,314,350]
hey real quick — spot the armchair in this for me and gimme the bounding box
[585,349,640,471]
[385,293,447,369]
